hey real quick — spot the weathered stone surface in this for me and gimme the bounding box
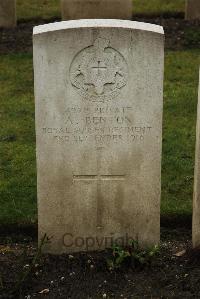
[0,0,16,28]
[33,20,164,254]
[61,0,132,20]
[185,0,200,20]
[193,69,200,248]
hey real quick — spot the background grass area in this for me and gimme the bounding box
[162,50,200,216]
[16,0,185,21]
[134,0,185,15]
[0,50,199,225]
[0,54,36,225]
[17,0,60,21]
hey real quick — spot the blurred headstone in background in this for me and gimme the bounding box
[61,0,132,20]
[193,69,200,248]
[0,0,16,28]
[185,0,200,20]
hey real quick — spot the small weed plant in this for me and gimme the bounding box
[107,240,159,270]
[13,234,50,295]
[0,234,51,299]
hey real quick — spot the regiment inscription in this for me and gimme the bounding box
[41,104,153,145]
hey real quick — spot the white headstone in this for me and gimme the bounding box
[0,0,16,28]
[61,0,132,20]
[193,69,200,248]
[33,20,164,254]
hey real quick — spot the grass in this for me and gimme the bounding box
[16,0,185,21]
[0,54,36,225]
[17,0,60,21]
[134,0,185,16]
[162,50,200,216]
[0,50,199,225]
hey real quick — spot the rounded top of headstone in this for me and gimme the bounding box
[33,19,164,36]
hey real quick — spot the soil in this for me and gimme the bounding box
[0,228,200,299]
[0,17,200,54]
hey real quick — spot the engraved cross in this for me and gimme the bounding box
[73,152,126,229]
[73,174,125,229]
[91,60,107,76]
